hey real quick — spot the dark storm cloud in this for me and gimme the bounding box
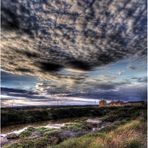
[132,76,147,83]
[15,68,33,73]
[67,83,147,101]
[1,87,30,94]
[37,61,64,72]
[137,77,147,83]
[1,0,147,79]
[128,65,137,70]
[33,78,131,95]
[1,87,37,97]
[1,87,61,101]
[68,60,92,71]
[1,7,19,30]
[94,83,116,90]
[91,81,131,90]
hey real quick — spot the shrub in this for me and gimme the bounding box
[19,130,32,138]
[124,139,142,148]
[34,137,49,148]
[62,123,88,132]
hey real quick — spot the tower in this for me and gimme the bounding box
[99,100,107,107]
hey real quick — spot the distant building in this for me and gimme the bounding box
[99,100,107,107]
[109,101,125,107]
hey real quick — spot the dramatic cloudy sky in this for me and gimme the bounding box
[1,0,147,107]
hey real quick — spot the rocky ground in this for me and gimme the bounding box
[1,118,111,147]
[1,105,146,148]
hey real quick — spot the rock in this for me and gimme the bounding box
[48,136,61,145]
[27,127,35,132]
[0,136,9,146]
[61,130,77,138]
[45,131,62,145]
[46,131,61,138]
[92,127,101,131]
[43,130,59,137]
[61,130,85,139]
[6,133,19,139]
[30,131,42,139]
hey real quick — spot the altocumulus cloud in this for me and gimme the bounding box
[1,0,147,80]
[1,0,147,105]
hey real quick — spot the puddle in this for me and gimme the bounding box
[86,118,102,124]
[45,123,65,129]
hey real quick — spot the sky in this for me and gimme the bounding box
[1,56,147,107]
[1,0,147,107]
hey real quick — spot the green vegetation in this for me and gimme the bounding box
[4,119,146,148]
[52,119,146,148]
[2,105,147,148]
[19,129,32,138]
[62,122,90,132]
[4,137,49,148]
[2,105,146,127]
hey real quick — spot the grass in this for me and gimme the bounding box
[4,119,146,148]
[61,122,90,132]
[51,119,146,148]
[2,105,146,127]
[19,130,32,138]
[4,137,49,148]
[19,127,57,138]
[3,105,147,148]
[35,127,53,134]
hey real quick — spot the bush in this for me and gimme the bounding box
[124,139,142,148]
[34,137,49,148]
[62,123,89,132]
[2,105,146,127]
[19,130,32,138]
